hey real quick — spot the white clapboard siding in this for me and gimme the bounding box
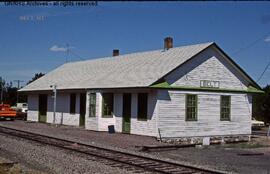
[165,46,249,90]
[27,94,39,121]
[47,93,80,126]
[96,92,115,131]
[157,90,252,138]
[91,92,115,131]
[84,90,158,136]
[85,91,116,132]
[27,93,80,126]
[130,91,158,137]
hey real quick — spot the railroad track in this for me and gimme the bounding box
[0,126,225,174]
[252,131,267,136]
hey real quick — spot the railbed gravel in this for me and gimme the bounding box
[0,120,228,173]
[0,132,146,174]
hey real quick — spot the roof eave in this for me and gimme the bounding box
[150,82,264,94]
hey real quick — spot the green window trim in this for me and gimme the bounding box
[137,93,148,121]
[70,93,76,114]
[220,95,231,121]
[185,94,198,121]
[102,93,114,118]
[89,93,96,117]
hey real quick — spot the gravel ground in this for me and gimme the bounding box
[0,133,141,174]
[150,137,270,174]
[1,120,270,174]
[0,120,165,151]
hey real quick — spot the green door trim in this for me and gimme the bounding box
[38,113,47,123]
[79,114,85,127]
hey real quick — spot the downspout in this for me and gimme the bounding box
[156,90,162,142]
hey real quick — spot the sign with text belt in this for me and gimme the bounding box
[200,80,220,88]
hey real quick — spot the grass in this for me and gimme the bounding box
[0,162,44,174]
[0,163,19,174]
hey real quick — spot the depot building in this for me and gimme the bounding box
[19,37,263,142]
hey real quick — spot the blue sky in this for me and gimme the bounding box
[0,2,270,87]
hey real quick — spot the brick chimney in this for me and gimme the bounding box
[113,49,119,56]
[164,37,173,50]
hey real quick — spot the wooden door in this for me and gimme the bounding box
[122,93,131,133]
[38,94,47,123]
[80,93,86,127]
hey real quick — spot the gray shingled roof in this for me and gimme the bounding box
[20,42,214,91]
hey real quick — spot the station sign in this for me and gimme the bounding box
[200,80,220,88]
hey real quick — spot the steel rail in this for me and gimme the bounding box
[0,125,226,174]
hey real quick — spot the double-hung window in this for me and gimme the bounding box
[102,93,114,117]
[220,96,231,121]
[89,93,96,117]
[186,94,197,121]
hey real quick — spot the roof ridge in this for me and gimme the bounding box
[64,41,214,65]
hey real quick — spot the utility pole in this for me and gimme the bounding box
[13,80,24,104]
[0,77,3,104]
[267,125,270,138]
[66,43,70,63]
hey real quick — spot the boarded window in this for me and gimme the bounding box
[70,93,76,114]
[220,96,231,121]
[89,93,96,117]
[102,93,114,117]
[186,94,197,121]
[137,93,148,120]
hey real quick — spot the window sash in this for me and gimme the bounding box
[102,93,114,117]
[137,93,148,120]
[186,94,197,121]
[220,96,231,121]
[89,93,96,117]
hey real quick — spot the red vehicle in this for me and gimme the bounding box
[0,104,17,120]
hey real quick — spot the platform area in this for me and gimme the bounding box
[0,120,165,151]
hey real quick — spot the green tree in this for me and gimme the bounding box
[253,85,270,124]
[0,72,45,105]
[27,72,45,84]
[0,79,20,105]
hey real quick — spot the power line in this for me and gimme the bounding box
[257,60,270,82]
[65,44,85,61]
[232,31,270,56]
[66,43,69,62]
[69,50,85,60]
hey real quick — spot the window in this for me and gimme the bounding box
[102,93,114,117]
[186,94,197,121]
[89,93,96,117]
[137,93,148,120]
[220,96,231,121]
[70,93,76,114]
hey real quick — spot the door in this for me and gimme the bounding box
[79,93,86,127]
[122,93,131,133]
[38,94,47,123]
